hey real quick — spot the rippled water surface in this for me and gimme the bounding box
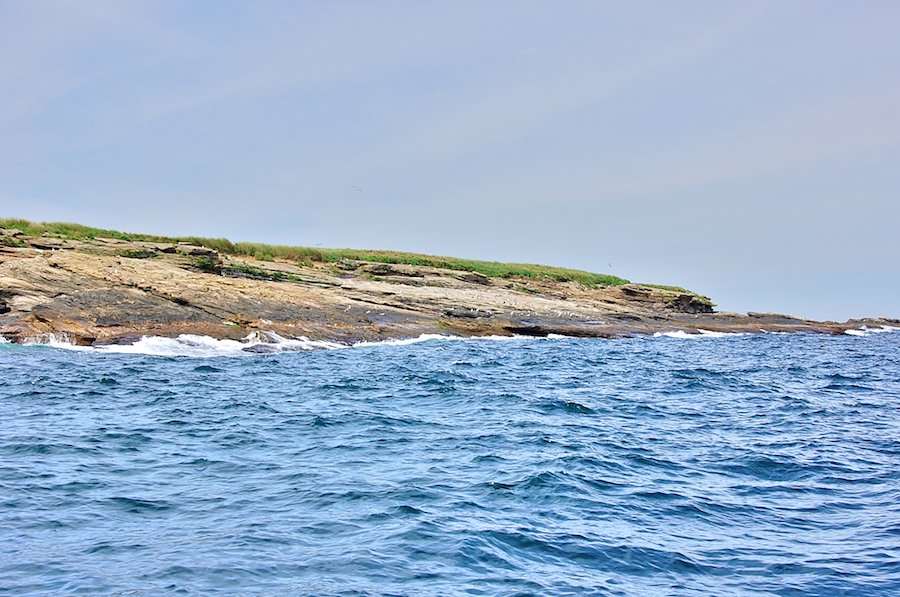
[2,332,899,596]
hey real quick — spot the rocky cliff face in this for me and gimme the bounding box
[0,229,893,346]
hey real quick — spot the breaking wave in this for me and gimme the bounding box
[12,324,898,357]
[21,332,87,349]
[97,332,346,357]
[15,331,526,357]
[654,329,745,339]
[844,325,899,337]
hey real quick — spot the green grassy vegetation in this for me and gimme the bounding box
[118,249,157,259]
[642,284,692,294]
[226,263,307,283]
[0,235,25,247]
[1,219,632,288]
[224,246,628,287]
[512,283,540,294]
[189,255,221,274]
[642,284,715,307]
[0,219,162,242]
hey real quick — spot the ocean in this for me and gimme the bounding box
[1,329,898,596]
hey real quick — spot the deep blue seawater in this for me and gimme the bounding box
[1,331,899,596]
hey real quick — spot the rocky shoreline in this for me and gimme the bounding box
[0,228,895,347]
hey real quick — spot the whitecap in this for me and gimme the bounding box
[95,334,251,356]
[654,329,744,339]
[352,333,457,348]
[94,331,345,357]
[351,333,544,347]
[242,331,345,351]
[17,330,516,357]
[845,325,899,337]
[471,334,537,341]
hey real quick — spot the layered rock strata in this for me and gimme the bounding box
[0,231,894,346]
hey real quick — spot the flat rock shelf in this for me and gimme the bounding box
[0,229,895,346]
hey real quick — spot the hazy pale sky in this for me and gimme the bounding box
[1,1,898,321]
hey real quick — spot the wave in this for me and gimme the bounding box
[21,333,91,349]
[352,333,456,348]
[18,331,344,357]
[844,325,899,337]
[15,331,540,357]
[16,323,895,357]
[653,330,745,339]
[99,331,344,356]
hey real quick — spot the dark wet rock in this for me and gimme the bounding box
[0,290,11,314]
[613,314,642,322]
[364,264,393,276]
[242,344,280,353]
[444,308,493,319]
[503,325,549,337]
[148,243,178,253]
[93,334,148,346]
[669,293,714,314]
[748,312,799,319]
[620,284,652,297]
[364,264,423,277]
[457,272,490,285]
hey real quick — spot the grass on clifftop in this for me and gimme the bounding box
[0,219,159,242]
[1,218,628,287]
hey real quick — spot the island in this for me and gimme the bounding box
[0,220,895,347]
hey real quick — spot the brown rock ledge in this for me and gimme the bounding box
[0,234,895,346]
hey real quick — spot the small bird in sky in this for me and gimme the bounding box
[352,186,362,192]
[608,263,612,268]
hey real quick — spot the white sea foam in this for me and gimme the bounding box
[92,331,345,357]
[0,334,10,344]
[470,334,538,341]
[845,325,899,337]
[353,333,570,347]
[352,333,551,348]
[16,324,819,357]
[654,329,745,339]
[19,330,472,357]
[21,333,90,350]
[352,333,456,348]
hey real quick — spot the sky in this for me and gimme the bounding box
[1,0,898,321]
